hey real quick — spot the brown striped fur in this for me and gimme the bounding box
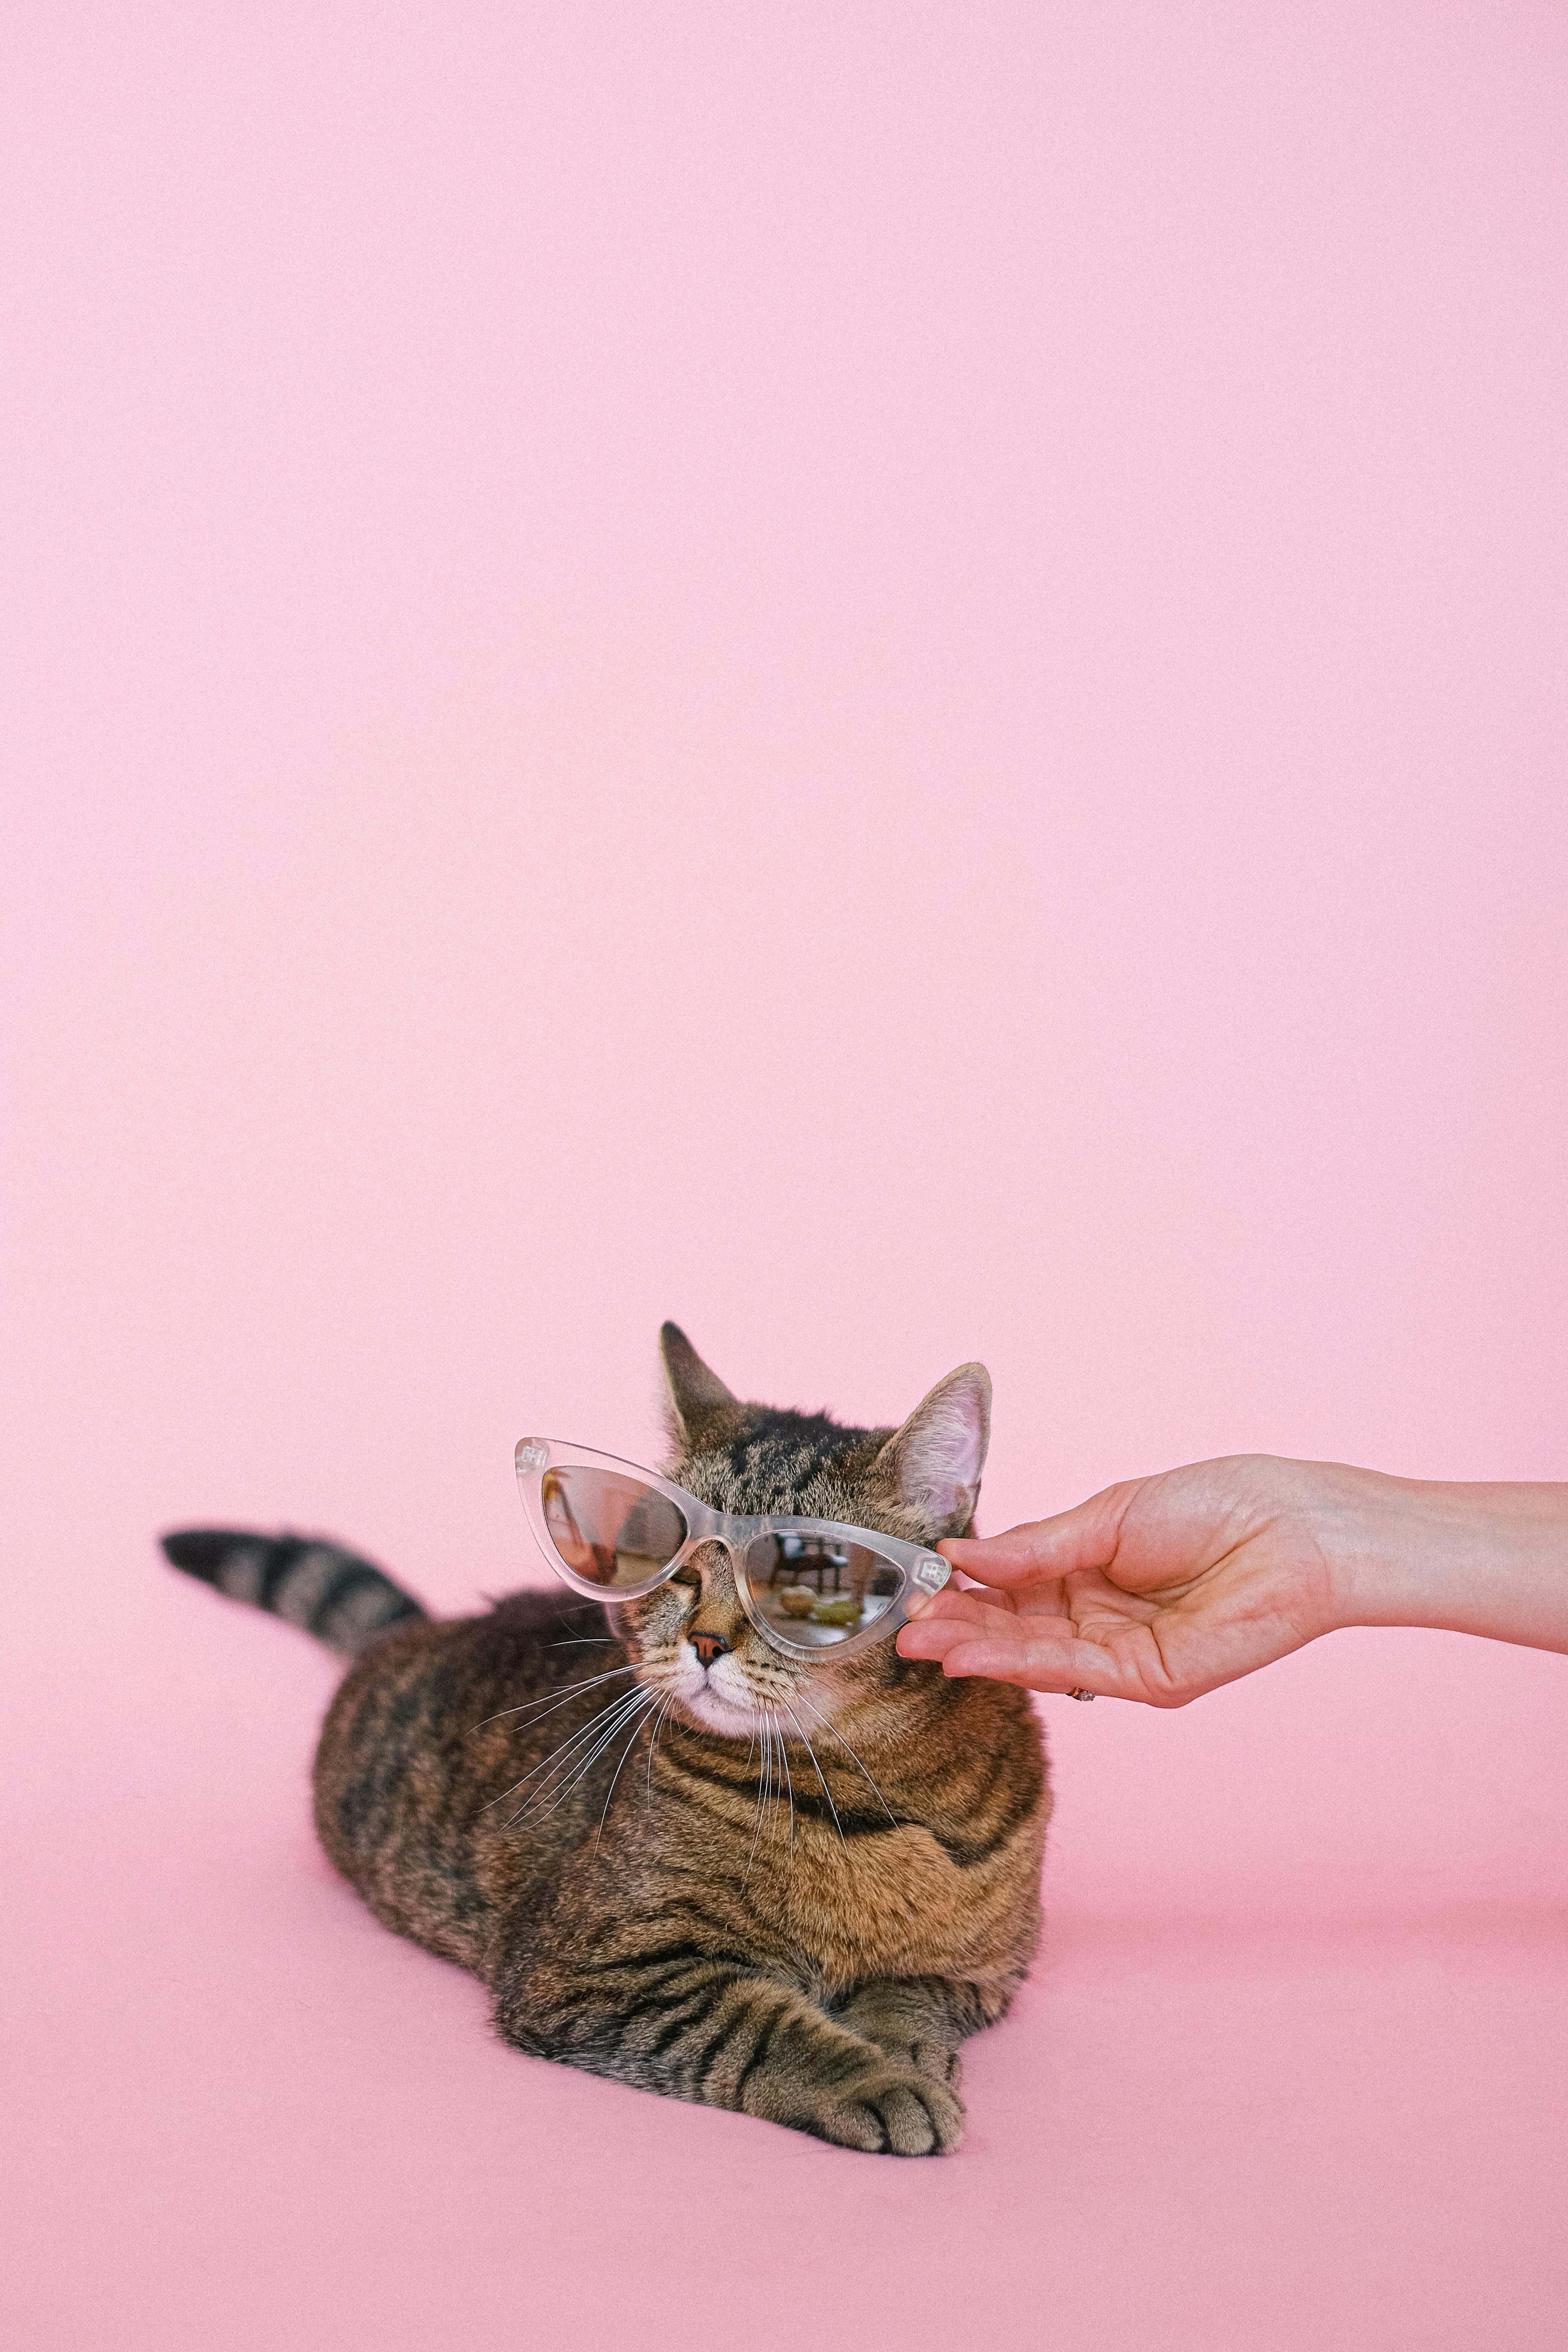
[180,1329,1048,2155]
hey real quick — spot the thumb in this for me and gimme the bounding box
[940,1483,1137,1589]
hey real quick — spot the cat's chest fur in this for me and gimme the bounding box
[576,1713,1048,1998]
[761,1816,1043,1989]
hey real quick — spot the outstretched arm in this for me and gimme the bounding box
[897,1455,1568,1707]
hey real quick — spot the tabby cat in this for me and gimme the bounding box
[163,1325,1048,2154]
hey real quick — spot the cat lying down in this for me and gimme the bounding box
[162,1325,1047,2155]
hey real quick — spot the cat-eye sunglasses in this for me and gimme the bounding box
[514,1438,953,1663]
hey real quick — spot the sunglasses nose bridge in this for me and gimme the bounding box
[683,1532,742,1585]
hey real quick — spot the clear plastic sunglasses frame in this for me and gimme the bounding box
[514,1437,953,1664]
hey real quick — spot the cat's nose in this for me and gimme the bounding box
[689,1631,730,1667]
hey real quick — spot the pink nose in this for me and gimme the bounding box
[690,1631,730,1667]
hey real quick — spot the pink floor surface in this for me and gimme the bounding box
[9,1556,1566,2352]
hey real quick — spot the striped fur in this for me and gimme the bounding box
[162,1530,425,1658]
[170,1329,1048,2156]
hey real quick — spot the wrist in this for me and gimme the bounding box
[1311,1463,1568,1650]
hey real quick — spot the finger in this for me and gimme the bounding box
[939,1483,1139,1589]
[902,1585,1018,1626]
[898,1594,1031,1652]
[897,1606,1050,1664]
[931,1632,1124,1699]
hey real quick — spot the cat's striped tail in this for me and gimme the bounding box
[161,1529,427,1659]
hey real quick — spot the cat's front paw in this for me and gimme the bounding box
[784,2064,965,2157]
[853,2027,962,2090]
[831,1988,966,2095]
[906,2038,962,2090]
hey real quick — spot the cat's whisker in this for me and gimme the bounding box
[765,1718,778,1850]
[592,1696,660,1856]
[483,1681,652,1816]
[508,1687,658,1829]
[468,1661,639,1738]
[485,1678,651,1790]
[772,1707,796,1851]
[743,1715,771,1882]
[782,1701,846,1848]
[645,1694,674,1795]
[790,1691,899,1826]
[540,1690,659,1825]
[487,1693,646,1821]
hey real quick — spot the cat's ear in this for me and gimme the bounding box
[874,1363,992,1535]
[660,1322,739,1444]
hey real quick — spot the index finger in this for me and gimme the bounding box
[940,1482,1138,1589]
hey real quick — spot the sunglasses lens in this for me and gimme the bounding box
[745,1534,904,1647]
[540,1467,688,1589]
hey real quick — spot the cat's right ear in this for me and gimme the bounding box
[660,1323,739,1445]
[873,1362,992,1536]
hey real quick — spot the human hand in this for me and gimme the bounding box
[897,1454,1356,1706]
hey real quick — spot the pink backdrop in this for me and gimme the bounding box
[5,5,1566,2346]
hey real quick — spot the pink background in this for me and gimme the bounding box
[5,5,1567,2346]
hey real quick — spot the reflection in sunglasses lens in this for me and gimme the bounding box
[541,1468,688,1588]
[746,1535,903,1645]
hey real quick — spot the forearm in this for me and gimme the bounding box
[1320,1464,1568,1654]
[905,1454,1568,1707]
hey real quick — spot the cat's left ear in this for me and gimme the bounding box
[874,1363,992,1536]
[660,1321,740,1445]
